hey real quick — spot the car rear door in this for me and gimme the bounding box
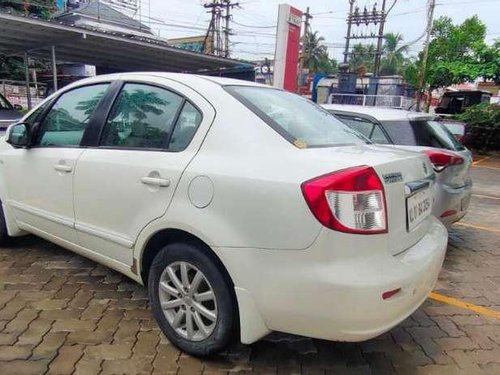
[73,77,215,265]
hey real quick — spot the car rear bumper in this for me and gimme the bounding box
[433,180,472,226]
[217,216,448,343]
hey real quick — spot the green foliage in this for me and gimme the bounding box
[0,56,25,80]
[380,32,409,76]
[456,103,500,151]
[0,0,56,19]
[425,16,490,90]
[302,30,338,74]
[349,43,375,73]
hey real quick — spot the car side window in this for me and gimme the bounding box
[371,125,391,144]
[336,115,374,138]
[38,84,109,147]
[101,83,184,149]
[169,102,202,152]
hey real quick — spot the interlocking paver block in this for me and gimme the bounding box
[85,343,133,360]
[49,344,85,375]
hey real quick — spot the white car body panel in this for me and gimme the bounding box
[0,74,448,346]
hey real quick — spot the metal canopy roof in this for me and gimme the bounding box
[0,12,252,73]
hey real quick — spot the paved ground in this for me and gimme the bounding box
[0,156,499,375]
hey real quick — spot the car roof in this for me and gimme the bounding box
[322,104,434,122]
[65,72,265,90]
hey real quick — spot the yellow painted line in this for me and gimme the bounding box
[472,156,491,166]
[455,222,500,234]
[429,292,500,319]
[472,194,500,200]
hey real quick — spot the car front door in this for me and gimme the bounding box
[73,79,214,265]
[1,83,110,244]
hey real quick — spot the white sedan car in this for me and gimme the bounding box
[0,73,447,356]
[322,104,473,227]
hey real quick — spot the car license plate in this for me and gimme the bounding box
[407,189,432,231]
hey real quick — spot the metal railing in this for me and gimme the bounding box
[327,93,416,110]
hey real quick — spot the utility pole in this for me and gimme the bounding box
[298,7,312,91]
[223,0,239,58]
[343,1,397,73]
[416,0,436,112]
[204,1,238,57]
[373,0,387,76]
[343,0,356,64]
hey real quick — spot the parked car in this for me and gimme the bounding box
[435,90,491,115]
[437,118,471,147]
[322,104,472,226]
[0,73,447,356]
[0,93,23,132]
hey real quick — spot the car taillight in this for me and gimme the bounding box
[301,166,387,234]
[424,150,464,172]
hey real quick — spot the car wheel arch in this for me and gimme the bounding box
[140,228,235,291]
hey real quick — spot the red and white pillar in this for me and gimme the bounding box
[273,4,303,92]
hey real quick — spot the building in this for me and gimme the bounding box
[53,0,153,37]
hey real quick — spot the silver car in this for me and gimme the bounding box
[322,104,472,227]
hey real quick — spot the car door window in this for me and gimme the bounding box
[101,83,184,149]
[169,102,202,151]
[371,124,391,144]
[336,115,374,139]
[38,84,109,147]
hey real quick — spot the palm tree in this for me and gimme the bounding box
[380,32,409,75]
[302,30,329,72]
[349,43,376,73]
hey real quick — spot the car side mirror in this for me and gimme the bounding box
[6,123,30,148]
[13,104,23,111]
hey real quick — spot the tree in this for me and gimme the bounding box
[349,43,375,73]
[380,32,409,75]
[0,0,56,19]
[302,30,328,73]
[426,16,488,91]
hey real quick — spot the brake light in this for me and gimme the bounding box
[424,150,464,172]
[301,166,387,234]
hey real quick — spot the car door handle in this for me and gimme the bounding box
[54,164,73,173]
[140,176,171,187]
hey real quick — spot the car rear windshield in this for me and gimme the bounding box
[225,86,368,148]
[382,119,465,151]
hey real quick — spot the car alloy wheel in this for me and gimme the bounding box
[158,261,217,341]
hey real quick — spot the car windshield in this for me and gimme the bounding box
[381,119,465,151]
[0,94,13,110]
[225,86,368,148]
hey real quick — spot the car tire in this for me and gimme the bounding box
[148,242,236,357]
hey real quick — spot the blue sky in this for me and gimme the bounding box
[140,0,500,61]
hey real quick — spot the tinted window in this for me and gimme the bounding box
[169,102,202,151]
[371,125,390,144]
[101,83,184,149]
[382,119,465,151]
[24,103,48,125]
[336,114,390,144]
[38,84,109,146]
[226,86,367,148]
[380,121,417,145]
[336,115,373,138]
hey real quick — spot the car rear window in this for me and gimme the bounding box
[381,119,465,151]
[225,86,368,148]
